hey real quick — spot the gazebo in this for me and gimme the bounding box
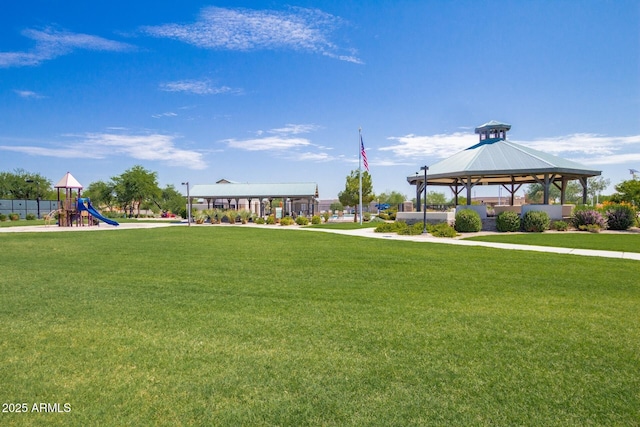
[407,121,601,212]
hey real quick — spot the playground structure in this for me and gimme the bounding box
[54,172,119,227]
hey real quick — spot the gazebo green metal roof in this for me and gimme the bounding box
[407,121,601,205]
[189,182,319,199]
[416,138,600,186]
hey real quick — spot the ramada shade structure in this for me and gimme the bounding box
[188,180,319,216]
[407,121,601,206]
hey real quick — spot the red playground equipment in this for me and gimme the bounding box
[53,172,119,227]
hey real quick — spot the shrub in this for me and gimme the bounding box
[311,215,322,225]
[26,213,36,220]
[454,209,481,233]
[428,222,458,238]
[9,213,20,221]
[374,221,407,233]
[255,217,266,224]
[377,212,390,220]
[0,213,6,221]
[238,209,252,224]
[496,211,520,232]
[321,212,330,222]
[266,215,276,225]
[280,216,295,226]
[398,222,425,235]
[363,212,371,222]
[521,210,550,232]
[581,224,602,233]
[605,204,636,230]
[295,216,309,225]
[572,209,606,231]
[551,220,568,231]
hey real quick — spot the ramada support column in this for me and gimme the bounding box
[580,177,588,204]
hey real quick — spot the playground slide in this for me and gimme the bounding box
[78,198,119,226]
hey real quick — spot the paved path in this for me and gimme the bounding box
[2,221,639,261]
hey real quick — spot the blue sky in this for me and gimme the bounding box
[1,1,638,200]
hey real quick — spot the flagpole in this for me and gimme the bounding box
[358,128,363,225]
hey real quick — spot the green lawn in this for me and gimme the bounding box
[307,221,378,230]
[464,232,640,253]
[1,227,639,426]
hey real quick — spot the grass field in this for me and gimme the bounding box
[1,226,639,426]
[465,232,640,253]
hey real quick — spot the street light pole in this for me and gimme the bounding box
[181,182,191,226]
[421,165,428,234]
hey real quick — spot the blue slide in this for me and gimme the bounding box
[77,198,119,226]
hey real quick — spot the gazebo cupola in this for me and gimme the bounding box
[475,120,511,142]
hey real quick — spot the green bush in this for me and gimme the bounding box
[9,213,20,221]
[363,212,371,222]
[321,212,330,222]
[280,216,295,226]
[454,209,481,233]
[605,204,636,230]
[26,213,37,220]
[521,210,550,232]
[0,213,6,221]
[397,222,426,235]
[496,211,520,232]
[295,216,309,225]
[377,212,390,220]
[374,221,407,233]
[311,215,322,225]
[266,215,276,225]
[255,217,266,224]
[428,222,458,238]
[551,220,568,231]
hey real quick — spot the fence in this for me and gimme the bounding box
[0,199,60,219]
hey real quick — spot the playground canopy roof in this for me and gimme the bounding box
[54,172,83,189]
[189,182,319,200]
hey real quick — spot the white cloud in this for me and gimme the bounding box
[223,123,330,157]
[14,90,44,99]
[225,135,311,151]
[519,133,640,157]
[0,131,206,169]
[380,132,476,159]
[151,112,178,119]
[141,6,362,63]
[0,27,133,68]
[160,79,242,95]
[268,124,320,135]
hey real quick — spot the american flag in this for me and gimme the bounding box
[360,135,369,172]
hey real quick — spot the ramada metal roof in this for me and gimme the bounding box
[407,138,601,186]
[189,182,319,199]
